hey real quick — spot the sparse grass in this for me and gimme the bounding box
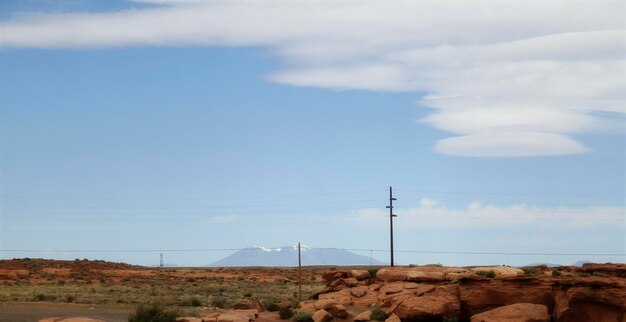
[291,311,312,322]
[211,296,228,308]
[476,270,496,278]
[522,267,541,276]
[0,267,324,307]
[128,303,178,322]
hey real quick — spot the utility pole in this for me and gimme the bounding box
[159,253,164,269]
[298,242,302,302]
[386,186,397,267]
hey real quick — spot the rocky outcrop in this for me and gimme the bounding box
[577,263,626,278]
[179,310,259,322]
[302,265,626,322]
[458,277,554,317]
[554,280,626,322]
[312,309,332,322]
[392,285,460,320]
[385,314,401,322]
[352,310,371,321]
[470,303,549,322]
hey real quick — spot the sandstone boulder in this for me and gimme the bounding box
[315,299,339,310]
[459,279,554,317]
[352,291,379,307]
[554,284,626,322]
[39,318,63,322]
[385,313,401,322]
[330,278,359,288]
[350,286,368,298]
[319,289,353,306]
[299,300,318,311]
[470,303,549,322]
[327,304,350,319]
[353,310,372,322]
[323,271,349,282]
[406,270,445,282]
[391,285,460,320]
[312,310,332,322]
[376,267,410,282]
[350,270,371,280]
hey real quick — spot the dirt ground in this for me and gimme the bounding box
[0,302,132,322]
[0,259,371,321]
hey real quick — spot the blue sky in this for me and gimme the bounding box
[0,0,624,267]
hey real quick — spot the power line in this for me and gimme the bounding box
[1,213,624,222]
[0,190,385,201]
[0,199,381,209]
[0,246,623,257]
[396,189,625,197]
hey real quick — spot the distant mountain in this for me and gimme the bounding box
[523,260,591,268]
[572,260,591,267]
[209,245,386,267]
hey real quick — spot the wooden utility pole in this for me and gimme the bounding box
[386,186,397,267]
[298,242,302,302]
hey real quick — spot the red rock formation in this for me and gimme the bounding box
[303,265,626,321]
[458,276,554,317]
[470,303,549,322]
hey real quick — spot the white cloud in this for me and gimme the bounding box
[433,132,589,157]
[1,0,624,156]
[350,199,625,230]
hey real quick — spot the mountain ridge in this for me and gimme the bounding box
[208,245,386,267]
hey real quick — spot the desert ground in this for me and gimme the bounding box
[0,259,625,321]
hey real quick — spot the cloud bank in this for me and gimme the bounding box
[351,198,626,230]
[1,0,624,156]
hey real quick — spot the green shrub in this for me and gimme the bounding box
[65,295,76,303]
[128,303,178,322]
[191,296,202,307]
[552,270,562,277]
[279,307,294,319]
[522,267,541,276]
[266,303,280,312]
[592,271,608,278]
[34,294,56,301]
[442,315,459,322]
[292,311,312,322]
[476,270,496,278]
[370,306,387,321]
[211,296,227,308]
[368,269,379,279]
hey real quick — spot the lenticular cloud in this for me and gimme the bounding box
[1,0,624,156]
